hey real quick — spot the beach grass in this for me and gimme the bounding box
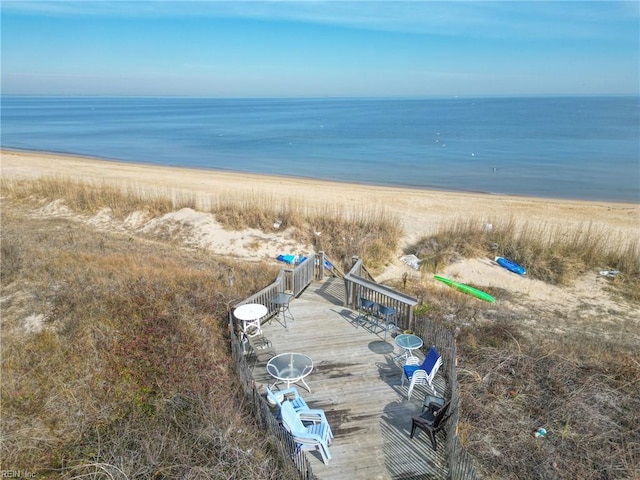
[408,216,640,301]
[307,204,402,270]
[396,276,640,479]
[205,191,402,270]
[1,203,297,478]
[211,191,306,231]
[454,321,639,479]
[1,176,194,218]
[2,176,638,478]
[1,177,401,271]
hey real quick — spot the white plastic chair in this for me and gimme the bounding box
[401,345,442,400]
[281,401,333,464]
[265,387,334,438]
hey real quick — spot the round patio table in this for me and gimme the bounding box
[234,303,268,336]
[395,333,423,359]
[270,292,294,327]
[266,352,314,392]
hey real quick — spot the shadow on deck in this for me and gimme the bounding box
[251,277,449,480]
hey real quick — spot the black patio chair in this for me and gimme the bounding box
[409,400,451,451]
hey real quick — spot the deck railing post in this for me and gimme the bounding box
[318,251,325,281]
[351,255,359,274]
[230,256,477,479]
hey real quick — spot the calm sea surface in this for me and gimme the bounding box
[1,96,638,202]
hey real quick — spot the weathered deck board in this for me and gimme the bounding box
[252,277,449,480]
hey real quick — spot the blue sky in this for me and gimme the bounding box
[1,1,638,97]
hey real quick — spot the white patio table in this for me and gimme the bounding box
[234,303,268,337]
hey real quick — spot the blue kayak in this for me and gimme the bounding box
[495,257,526,275]
[276,254,297,264]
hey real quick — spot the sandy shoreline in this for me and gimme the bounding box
[2,148,639,340]
[2,149,638,245]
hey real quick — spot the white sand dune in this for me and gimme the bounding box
[3,149,639,337]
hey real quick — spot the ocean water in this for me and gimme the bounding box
[1,95,638,203]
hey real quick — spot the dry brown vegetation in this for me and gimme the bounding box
[409,216,640,301]
[2,178,638,479]
[3,176,193,219]
[404,289,640,479]
[396,221,640,479]
[307,204,402,271]
[1,201,298,478]
[210,193,402,271]
[2,177,401,272]
[1,178,399,478]
[211,192,305,232]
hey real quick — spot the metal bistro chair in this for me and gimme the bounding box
[377,304,398,340]
[244,332,275,366]
[357,297,377,330]
[270,292,294,328]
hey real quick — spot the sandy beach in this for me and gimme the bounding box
[3,148,639,340]
[2,149,638,245]
[2,149,640,479]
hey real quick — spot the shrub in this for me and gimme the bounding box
[1,204,286,479]
[406,216,640,298]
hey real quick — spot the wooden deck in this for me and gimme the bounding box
[251,277,449,480]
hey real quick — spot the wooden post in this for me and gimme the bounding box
[318,251,325,281]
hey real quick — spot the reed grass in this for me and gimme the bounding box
[1,177,196,219]
[455,323,639,479]
[307,204,402,271]
[1,177,401,271]
[405,282,639,479]
[409,216,640,300]
[209,193,401,271]
[3,177,638,478]
[210,191,306,231]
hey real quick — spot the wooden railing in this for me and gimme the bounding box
[344,257,478,479]
[283,254,316,296]
[228,253,478,480]
[228,323,315,480]
[414,316,479,480]
[228,256,322,479]
[234,254,319,311]
[316,251,345,280]
[343,256,419,332]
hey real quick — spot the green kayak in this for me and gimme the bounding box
[434,275,495,303]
